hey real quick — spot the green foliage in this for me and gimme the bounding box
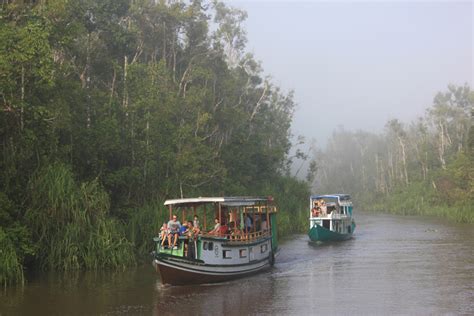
[0,228,24,287]
[126,201,168,259]
[263,177,311,237]
[26,163,135,271]
[0,193,35,287]
[0,1,304,285]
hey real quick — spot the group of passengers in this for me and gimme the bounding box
[210,214,268,239]
[160,212,269,249]
[160,214,200,250]
[311,199,327,217]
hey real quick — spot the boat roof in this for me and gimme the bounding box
[164,196,270,207]
[310,194,351,201]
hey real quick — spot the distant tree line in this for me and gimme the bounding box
[0,0,311,286]
[312,85,473,222]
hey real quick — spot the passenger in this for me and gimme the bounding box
[179,222,188,235]
[186,220,200,236]
[244,214,252,232]
[311,207,319,217]
[218,220,228,236]
[320,201,327,216]
[230,221,242,238]
[209,218,221,235]
[193,215,200,229]
[160,222,169,247]
[185,221,199,259]
[167,215,181,249]
[261,218,268,231]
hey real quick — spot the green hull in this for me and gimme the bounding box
[308,222,355,242]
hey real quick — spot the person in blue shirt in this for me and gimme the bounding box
[179,223,188,235]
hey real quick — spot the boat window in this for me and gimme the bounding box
[261,244,268,253]
[323,220,330,229]
[208,242,213,251]
[239,249,247,258]
[223,250,232,259]
[203,242,208,250]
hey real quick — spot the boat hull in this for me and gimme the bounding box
[308,222,355,242]
[153,255,273,285]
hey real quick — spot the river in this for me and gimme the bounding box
[1,212,473,315]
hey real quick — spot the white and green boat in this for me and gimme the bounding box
[308,194,355,242]
[152,197,278,285]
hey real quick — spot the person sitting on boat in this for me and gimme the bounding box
[218,219,228,236]
[179,222,188,235]
[159,222,169,247]
[311,206,320,217]
[209,218,221,235]
[167,215,182,249]
[228,222,240,239]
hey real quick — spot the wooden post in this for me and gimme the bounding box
[182,208,185,224]
[266,204,270,235]
[169,205,172,220]
[243,207,247,236]
[218,203,222,225]
[252,209,256,233]
[203,204,207,231]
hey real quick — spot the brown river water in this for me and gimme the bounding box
[1,212,473,315]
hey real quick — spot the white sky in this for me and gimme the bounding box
[227,0,473,145]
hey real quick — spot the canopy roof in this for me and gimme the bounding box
[164,196,270,207]
[310,194,351,201]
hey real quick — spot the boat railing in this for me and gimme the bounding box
[200,230,271,242]
[155,229,271,247]
[243,205,277,213]
[310,213,349,220]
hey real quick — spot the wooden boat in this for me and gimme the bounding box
[308,194,355,242]
[152,197,278,285]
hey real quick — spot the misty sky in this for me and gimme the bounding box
[228,0,473,146]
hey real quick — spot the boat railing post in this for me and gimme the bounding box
[218,203,222,227]
[203,204,207,231]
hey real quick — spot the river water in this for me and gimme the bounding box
[1,212,473,315]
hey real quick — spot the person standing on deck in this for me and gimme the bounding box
[320,200,327,216]
[193,215,200,229]
[244,214,252,233]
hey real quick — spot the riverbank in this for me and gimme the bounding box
[356,190,474,224]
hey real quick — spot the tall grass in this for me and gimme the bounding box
[0,228,24,287]
[359,182,474,223]
[264,176,311,237]
[25,163,135,271]
[126,201,167,259]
